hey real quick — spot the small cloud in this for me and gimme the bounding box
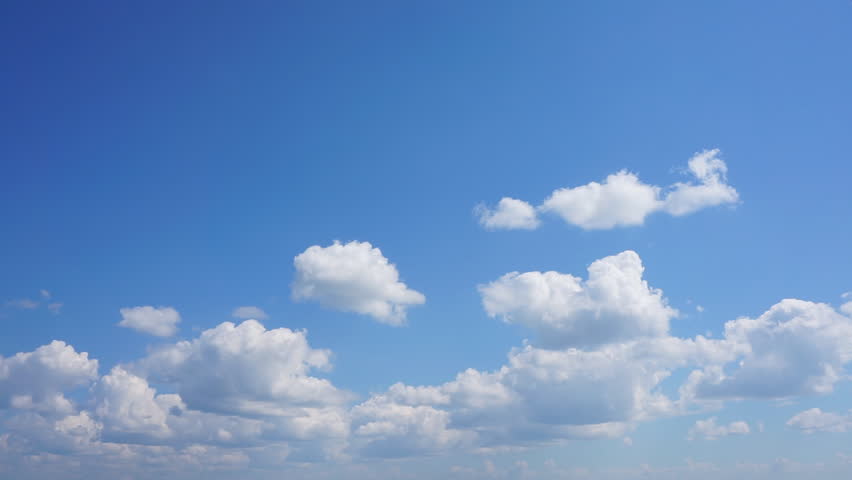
[118,306,181,337]
[40,289,51,299]
[47,302,63,314]
[688,417,750,440]
[623,437,633,446]
[5,298,38,310]
[232,306,268,320]
[696,305,705,312]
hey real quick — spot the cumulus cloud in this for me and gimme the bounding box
[683,299,852,400]
[118,306,181,337]
[787,408,852,434]
[0,341,98,414]
[292,241,425,325]
[663,149,739,216]
[687,417,750,440]
[4,251,852,476]
[541,170,663,230]
[479,149,738,231]
[139,319,348,417]
[479,251,677,348]
[231,306,268,320]
[475,197,540,230]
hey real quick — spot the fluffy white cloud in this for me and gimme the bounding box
[140,320,348,417]
[687,417,750,440]
[663,149,739,216]
[0,341,98,414]
[481,149,738,231]
[787,408,852,434]
[475,197,540,230]
[541,170,662,230]
[351,395,475,458]
[94,366,171,440]
[292,241,425,325]
[231,306,268,320]
[118,306,181,337]
[479,251,676,348]
[684,299,852,400]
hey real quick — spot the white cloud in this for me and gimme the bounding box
[351,395,475,458]
[541,170,663,230]
[231,306,268,320]
[292,240,425,325]
[663,149,739,216]
[118,306,181,337]
[787,408,852,434]
[479,251,677,348]
[475,197,540,230]
[40,290,51,299]
[687,417,750,440]
[139,319,348,417]
[94,366,171,440]
[683,299,852,400]
[0,341,98,415]
[481,149,739,231]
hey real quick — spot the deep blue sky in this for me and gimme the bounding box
[2,2,852,479]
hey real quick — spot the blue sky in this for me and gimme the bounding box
[2,1,852,479]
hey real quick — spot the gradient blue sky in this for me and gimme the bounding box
[2,2,852,479]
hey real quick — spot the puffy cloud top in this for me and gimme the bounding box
[140,320,347,417]
[0,341,98,414]
[686,299,852,400]
[475,197,540,230]
[479,251,676,348]
[292,241,425,325]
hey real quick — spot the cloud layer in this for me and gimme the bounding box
[3,251,852,479]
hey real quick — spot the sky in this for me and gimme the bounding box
[2,1,852,479]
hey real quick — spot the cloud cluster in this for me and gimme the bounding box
[477,149,739,230]
[292,241,425,325]
[3,250,852,478]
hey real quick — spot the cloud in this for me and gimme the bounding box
[787,408,852,434]
[479,149,739,231]
[475,198,540,230]
[118,306,181,337]
[231,306,268,320]
[139,319,349,417]
[663,149,739,216]
[541,170,663,230]
[687,417,750,440]
[479,251,677,348]
[0,341,98,415]
[3,251,852,475]
[683,299,852,400]
[292,241,425,325]
[47,303,63,314]
[40,290,51,299]
[4,298,38,310]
